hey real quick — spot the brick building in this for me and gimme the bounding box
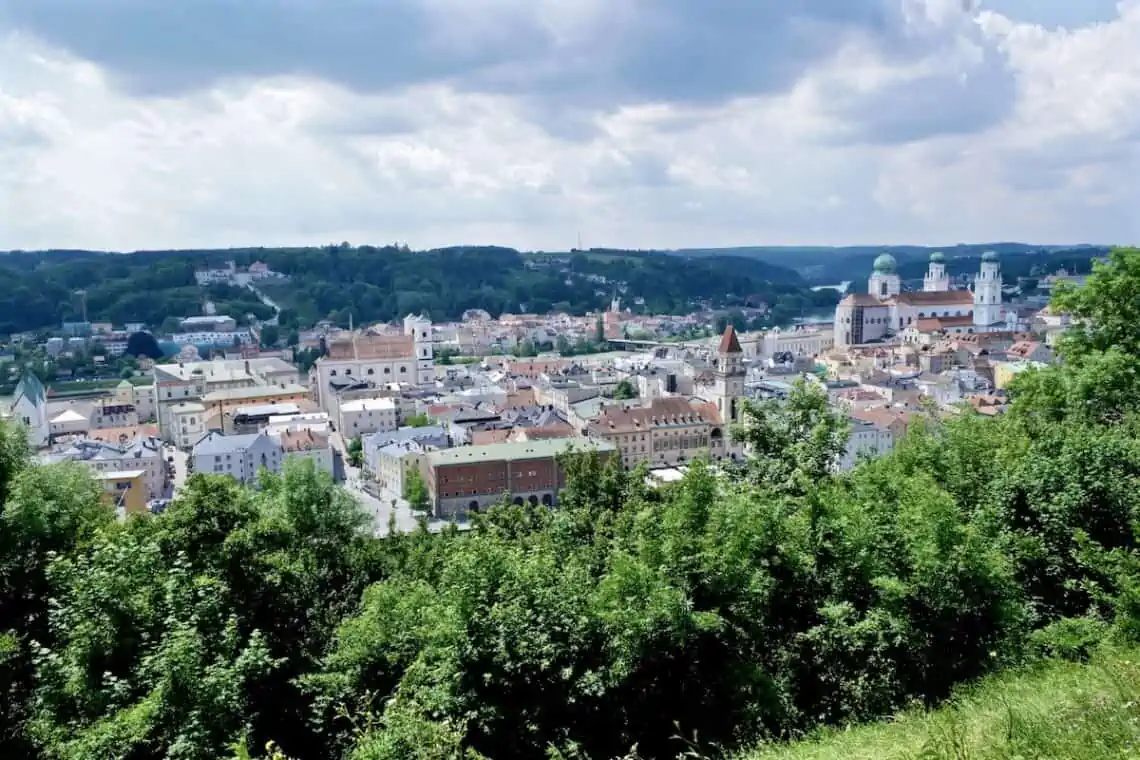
[423,438,616,519]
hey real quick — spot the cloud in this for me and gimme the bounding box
[0,1,1137,252]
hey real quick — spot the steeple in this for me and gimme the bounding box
[714,325,745,423]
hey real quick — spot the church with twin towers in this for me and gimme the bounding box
[833,251,1013,347]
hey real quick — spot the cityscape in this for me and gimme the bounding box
[1,1,1138,759]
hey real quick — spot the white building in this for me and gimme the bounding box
[274,428,335,477]
[168,401,208,450]
[192,431,283,484]
[8,372,48,448]
[834,252,1014,347]
[837,418,895,471]
[339,397,398,438]
[313,318,434,411]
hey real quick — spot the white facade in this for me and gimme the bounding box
[44,435,166,500]
[340,398,398,438]
[837,420,895,471]
[923,254,950,291]
[974,255,1004,327]
[9,373,48,448]
[169,402,207,449]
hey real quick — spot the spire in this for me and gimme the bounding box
[718,324,742,355]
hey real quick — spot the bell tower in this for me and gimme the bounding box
[714,325,745,423]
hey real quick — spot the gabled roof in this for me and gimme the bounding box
[892,290,975,306]
[718,325,742,355]
[13,371,46,408]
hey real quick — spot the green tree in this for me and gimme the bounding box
[404,413,431,428]
[613,379,637,400]
[347,436,364,468]
[125,330,164,359]
[259,324,280,348]
[403,467,430,514]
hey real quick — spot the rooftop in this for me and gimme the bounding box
[426,437,615,467]
[202,383,309,403]
[192,432,275,456]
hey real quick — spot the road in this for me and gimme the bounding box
[329,430,462,537]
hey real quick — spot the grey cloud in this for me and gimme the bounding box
[3,0,924,107]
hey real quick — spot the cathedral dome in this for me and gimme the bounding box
[872,253,897,274]
[981,250,999,263]
[929,251,946,263]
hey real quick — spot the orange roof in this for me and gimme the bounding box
[279,429,330,452]
[325,334,415,360]
[718,325,743,354]
[470,429,513,445]
[893,291,975,306]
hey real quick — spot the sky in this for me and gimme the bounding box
[1,0,1137,252]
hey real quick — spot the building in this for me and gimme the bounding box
[362,425,450,479]
[313,316,434,411]
[45,435,166,500]
[154,357,303,445]
[168,401,208,449]
[423,438,617,519]
[837,419,896,471]
[8,371,48,447]
[191,431,284,484]
[339,397,398,438]
[275,428,334,477]
[202,385,311,430]
[587,396,731,470]
[49,409,89,439]
[834,252,1015,347]
[97,470,148,515]
[91,403,139,430]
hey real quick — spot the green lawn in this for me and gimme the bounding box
[741,648,1140,760]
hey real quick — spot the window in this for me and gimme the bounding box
[384,367,390,374]
[330,370,337,376]
[399,366,407,373]
[367,368,374,375]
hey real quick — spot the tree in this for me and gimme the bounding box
[403,467,430,514]
[404,413,431,428]
[346,436,364,469]
[259,324,280,348]
[125,330,163,359]
[613,379,637,400]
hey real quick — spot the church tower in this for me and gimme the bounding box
[714,325,745,423]
[973,251,1003,327]
[923,251,950,292]
[868,254,900,299]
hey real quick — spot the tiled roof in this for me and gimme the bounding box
[893,290,975,306]
[718,325,742,354]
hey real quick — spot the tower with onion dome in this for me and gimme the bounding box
[867,253,900,299]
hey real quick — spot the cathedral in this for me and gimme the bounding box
[833,251,1013,347]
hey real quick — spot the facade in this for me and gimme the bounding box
[8,371,49,447]
[423,438,617,519]
[339,398,398,438]
[113,380,156,422]
[837,419,896,472]
[587,396,730,470]
[834,252,1012,347]
[192,431,284,484]
[275,428,334,476]
[313,317,434,410]
[168,401,208,449]
[154,357,302,445]
[46,435,166,500]
[374,440,432,503]
[362,425,450,479]
[49,409,89,438]
[97,470,149,514]
[91,403,139,430]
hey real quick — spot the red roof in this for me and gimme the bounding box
[718,325,742,354]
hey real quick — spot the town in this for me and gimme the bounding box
[0,250,1079,534]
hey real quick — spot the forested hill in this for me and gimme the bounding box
[0,245,829,334]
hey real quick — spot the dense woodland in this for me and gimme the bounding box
[2,249,1140,760]
[0,246,834,335]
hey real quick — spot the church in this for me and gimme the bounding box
[833,251,1013,347]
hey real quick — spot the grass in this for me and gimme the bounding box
[741,648,1140,760]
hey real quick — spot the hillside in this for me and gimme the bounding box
[742,647,1140,760]
[0,245,824,334]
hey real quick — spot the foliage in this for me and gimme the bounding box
[404,414,432,428]
[612,379,638,400]
[0,246,814,334]
[402,468,430,514]
[346,437,364,469]
[2,247,1140,760]
[126,331,164,359]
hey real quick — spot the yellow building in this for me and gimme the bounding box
[992,360,1047,390]
[97,469,148,515]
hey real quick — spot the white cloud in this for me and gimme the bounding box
[1,1,1138,251]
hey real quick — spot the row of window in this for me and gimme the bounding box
[329,366,406,377]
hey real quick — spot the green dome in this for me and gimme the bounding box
[929,251,946,264]
[981,250,999,263]
[872,253,897,274]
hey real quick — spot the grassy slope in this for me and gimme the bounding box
[741,648,1140,760]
